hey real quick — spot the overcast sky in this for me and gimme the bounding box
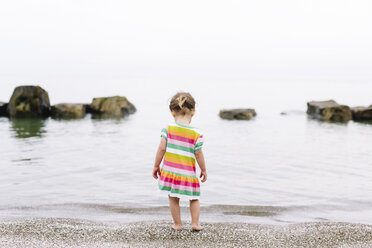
[1,0,371,81]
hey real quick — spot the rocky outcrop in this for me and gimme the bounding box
[51,103,86,119]
[84,104,94,114]
[306,100,352,122]
[7,86,50,118]
[89,96,136,118]
[219,109,257,120]
[351,106,372,121]
[0,102,8,117]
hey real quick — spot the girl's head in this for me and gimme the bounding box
[169,92,196,117]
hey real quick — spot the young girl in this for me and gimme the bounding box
[152,92,207,231]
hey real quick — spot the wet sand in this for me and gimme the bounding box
[1,218,372,248]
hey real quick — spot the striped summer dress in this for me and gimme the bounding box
[158,122,204,200]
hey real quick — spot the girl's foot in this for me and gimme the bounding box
[191,224,203,231]
[172,224,182,231]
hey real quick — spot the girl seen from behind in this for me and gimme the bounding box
[152,92,207,231]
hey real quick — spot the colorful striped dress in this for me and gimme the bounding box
[158,122,204,200]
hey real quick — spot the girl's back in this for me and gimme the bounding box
[158,122,204,199]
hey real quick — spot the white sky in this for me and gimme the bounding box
[0,0,371,80]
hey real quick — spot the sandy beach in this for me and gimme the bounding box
[1,218,372,248]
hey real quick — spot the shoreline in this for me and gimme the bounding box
[2,203,372,227]
[1,218,372,247]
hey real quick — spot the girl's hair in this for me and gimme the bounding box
[169,92,196,115]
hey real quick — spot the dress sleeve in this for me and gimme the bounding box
[160,126,168,141]
[194,133,204,152]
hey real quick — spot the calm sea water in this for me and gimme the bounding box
[1,79,372,224]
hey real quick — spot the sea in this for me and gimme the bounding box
[1,79,372,225]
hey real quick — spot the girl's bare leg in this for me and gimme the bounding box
[190,199,203,230]
[168,195,182,230]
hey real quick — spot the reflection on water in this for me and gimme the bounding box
[90,114,130,124]
[306,116,350,127]
[353,120,372,126]
[9,118,46,138]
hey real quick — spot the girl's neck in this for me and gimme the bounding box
[174,115,192,126]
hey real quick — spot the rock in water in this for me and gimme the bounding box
[306,100,352,122]
[51,103,86,119]
[280,110,304,116]
[84,104,94,114]
[89,96,136,117]
[219,109,257,120]
[351,106,372,121]
[7,86,50,118]
[0,102,8,117]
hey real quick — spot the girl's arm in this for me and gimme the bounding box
[152,137,167,179]
[195,149,207,182]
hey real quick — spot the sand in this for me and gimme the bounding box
[1,218,372,248]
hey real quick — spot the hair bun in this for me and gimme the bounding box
[169,92,196,115]
[177,96,187,109]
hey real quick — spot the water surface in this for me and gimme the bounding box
[1,80,372,224]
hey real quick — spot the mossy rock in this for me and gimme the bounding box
[306,100,352,122]
[351,106,372,121]
[219,109,257,120]
[7,86,50,118]
[51,103,86,119]
[89,96,136,118]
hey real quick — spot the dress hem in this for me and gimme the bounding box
[157,187,200,200]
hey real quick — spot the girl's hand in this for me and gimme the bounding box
[200,170,207,183]
[153,167,161,179]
